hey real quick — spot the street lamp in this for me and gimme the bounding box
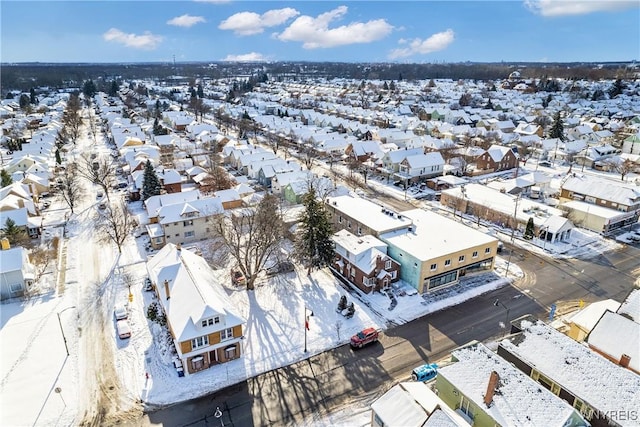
[304,307,314,353]
[493,299,511,336]
[57,306,76,356]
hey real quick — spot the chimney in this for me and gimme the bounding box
[484,371,500,407]
[164,279,170,300]
[620,354,631,368]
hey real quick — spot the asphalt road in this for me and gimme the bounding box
[139,240,638,427]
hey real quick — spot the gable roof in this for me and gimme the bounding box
[146,243,245,343]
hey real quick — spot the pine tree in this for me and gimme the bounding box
[1,169,12,187]
[524,217,535,240]
[1,218,28,246]
[197,83,204,98]
[294,187,335,274]
[549,111,565,141]
[55,149,62,165]
[30,88,37,104]
[82,79,97,101]
[141,160,162,200]
[109,80,119,97]
[608,79,626,98]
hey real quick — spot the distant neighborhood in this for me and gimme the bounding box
[1,68,639,426]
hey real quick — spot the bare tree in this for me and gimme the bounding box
[62,93,83,144]
[58,162,83,213]
[615,158,638,181]
[77,153,117,202]
[95,201,137,253]
[211,194,284,290]
[29,243,57,284]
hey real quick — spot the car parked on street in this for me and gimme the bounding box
[116,319,131,339]
[114,303,128,320]
[350,327,379,349]
[265,261,295,276]
[411,363,438,382]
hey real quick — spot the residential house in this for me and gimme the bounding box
[0,240,35,300]
[586,290,640,375]
[271,170,313,195]
[395,152,445,183]
[436,341,589,427]
[146,243,245,375]
[567,299,621,342]
[559,175,640,235]
[514,122,543,138]
[331,229,400,294]
[371,382,470,427]
[157,168,183,194]
[475,145,519,174]
[379,147,425,176]
[213,188,243,210]
[497,316,640,427]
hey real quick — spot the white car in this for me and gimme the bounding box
[116,319,131,339]
[114,304,128,320]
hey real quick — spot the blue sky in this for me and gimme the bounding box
[1,1,638,63]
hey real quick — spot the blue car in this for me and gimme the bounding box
[411,363,438,382]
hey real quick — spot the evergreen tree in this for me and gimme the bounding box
[524,217,535,240]
[197,83,204,98]
[485,98,494,110]
[109,80,119,97]
[55,149,62,165]
[549,111,565,141]
[82,79,97,101]
[294,187,334,274]
[608,79,626,98]
[141,160,162,200]
[29,88,37,104]
[19,94,30,110]
[0,169,12,187]
[1,218,28,246]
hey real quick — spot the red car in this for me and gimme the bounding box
[350,327,379,349]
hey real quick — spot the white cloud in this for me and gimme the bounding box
[102,28,163,50]
[167,14,206,28]
[275,5,393,49]
[219,8,299,36]
[524,0,639,16]
[222,52,268,62]
[388,29,455,59]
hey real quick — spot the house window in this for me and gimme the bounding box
[357,226,362,236]
[225,345,237,360]
[338,215,342,223]
[472,251,478,258]
[430,263,437,271]
[191,335,209,349]
[214,316,220,324]
[385,260,392,270]
[185,231,195,238]
[183,220,194,226]
[221,328,234,341]
[201,320,207,327]
[444,259,451,267]
[347,221,351,229]
[9,283,23,293]
[485,247,491,254]
[414,262,418,268]
[155,237,163,244]
[458,255,465,262]
[350,267,356,278]
[390,271,397,279]
[191,356,204,370]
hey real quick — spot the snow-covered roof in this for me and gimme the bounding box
[157,197,223,225]
[500,319,640,415]
[380,209,498,262]
[587,310,639,373]
[0,247,29,273]
[326,195,413,235]
[146,243,245,344]
[486,144,517,162]
[618,288,640,322]
[561,200,630,220]
[561,175,640,206]
[440,342,586,427]
[569,299,621,333]
[371,382,468,427]
[144,189,201,218]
